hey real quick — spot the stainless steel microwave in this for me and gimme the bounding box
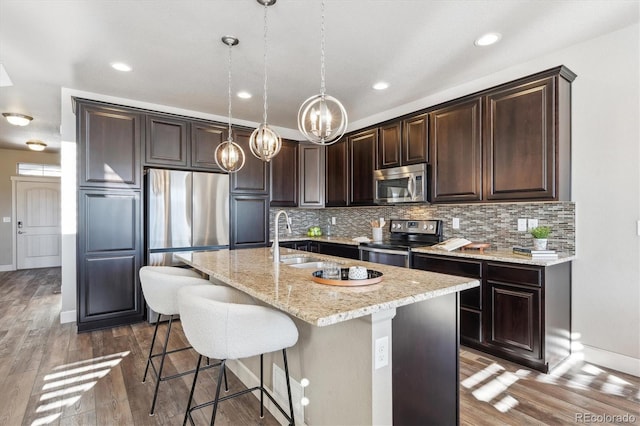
[374,163,428,204]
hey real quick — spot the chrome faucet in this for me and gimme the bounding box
[273,210,292,264]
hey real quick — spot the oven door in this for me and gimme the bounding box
[359,246,409,268]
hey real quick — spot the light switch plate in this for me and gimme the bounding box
[2,217,10,223]
[517,218,527,232]
[527,218,538,230]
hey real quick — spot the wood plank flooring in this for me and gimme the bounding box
[1,267,638,425]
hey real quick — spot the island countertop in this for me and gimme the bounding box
[176,247,479,327]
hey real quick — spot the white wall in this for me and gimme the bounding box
[60,25,639,375]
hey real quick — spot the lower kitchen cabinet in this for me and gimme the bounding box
[316,242,359,260]
[77,189,143,331]
[230,195,269,249]
[411,253,571,372]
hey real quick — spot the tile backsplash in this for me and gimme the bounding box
[270,201,575,253]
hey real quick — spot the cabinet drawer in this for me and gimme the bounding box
[460,287,481,310]
[486,262,542,287]
[412,254,482,279]
[460,308,482,343]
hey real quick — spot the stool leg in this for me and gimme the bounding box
[260,354,264,418]
[183,355,203,426]
[223,364,229,392]
[210,359,227,426]
[283,349,295,426]
[143,314,162,383]
[150,314,174,416]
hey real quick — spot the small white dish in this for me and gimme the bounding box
[348,266,368,280]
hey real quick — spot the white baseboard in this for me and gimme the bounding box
[582,344,640,377]
[0,264,14,272]
[226,359,307,426]
[60,310,76,324]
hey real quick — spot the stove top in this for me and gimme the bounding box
[360,219,443,250]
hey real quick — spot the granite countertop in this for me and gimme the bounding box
[278,235,574,266]
[175,248,479,327]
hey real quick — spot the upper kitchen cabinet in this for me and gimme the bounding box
[270,139,298,207]
[145,114,189,167]
[402,113,429,165]
[299,143,325,208]
[429,97,483,203]
[484,67,575,201]
[76,99,142,189]
[350,128,378,205]
[377,121,402,169]
[230,128,270,194]
[191,121,226,171]
[325,136,350,207]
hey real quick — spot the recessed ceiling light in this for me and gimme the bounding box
[26,139,47,151]
[372,81,389,91]
[237,91,252,99]
[474,32,502,47]
[3,112,33,126]
[111,62,132,72]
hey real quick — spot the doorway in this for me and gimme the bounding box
[12,177,61,269]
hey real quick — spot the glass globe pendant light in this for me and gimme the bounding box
[215,36,246,173]
[249,0,282,162]
[297,0,347,146]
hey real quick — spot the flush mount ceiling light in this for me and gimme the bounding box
[3,112,33,126]
[26,139,47,151]
[214,36,246,173]
[297,0,348,146]
[372,81,389,91]
[250,0,282,163]
[111,62,132,72]
[474,32,502,47]
[237,91,252,99]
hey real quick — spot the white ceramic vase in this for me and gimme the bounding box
[533,238,548,250]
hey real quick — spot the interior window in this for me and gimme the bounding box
[17,162,61,177]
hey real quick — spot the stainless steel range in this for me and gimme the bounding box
[359,219,443,267]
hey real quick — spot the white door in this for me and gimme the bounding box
[16,181,61,269]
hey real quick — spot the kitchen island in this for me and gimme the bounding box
[177,247,479,425]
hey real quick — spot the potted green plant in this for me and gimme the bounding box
[530,226,551,250]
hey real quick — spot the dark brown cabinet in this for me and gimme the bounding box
[411,252,570,372]
[230,129,269,194]
[77,101,142,189]
[145,114,189,167]
[230,195,269,248]
[77,189,143,331]
[377,121,402,169]
[191,122,226,171]
[484,68,574,201]
[299,143,325,207]
[429,97,483,203]
[325,136,350,207]
[316,242,359,260]
[349,128,377,205]
[270,139,298,207]
[402,113,429,165]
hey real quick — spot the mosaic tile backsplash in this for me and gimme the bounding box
[270,201,575,254]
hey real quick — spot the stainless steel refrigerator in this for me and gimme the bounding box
[146,169,229,266]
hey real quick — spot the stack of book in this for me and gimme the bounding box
[512,246,558,259]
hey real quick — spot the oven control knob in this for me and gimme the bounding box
[429,224,434,230]
[423,224,427,229]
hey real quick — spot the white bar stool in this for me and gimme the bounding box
[139,266,225,416]
[178,284,299,426]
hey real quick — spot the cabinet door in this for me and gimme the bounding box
[350,129,377,205]
[299,143,325,207]
[484,76,555,200]
[77,189,143,331]
[485,280,542,360]
[402,113,428,165]
[78,101,142,189]
[377,121,401,169]
[230,195,269,248]
[429,97,482,202]
[230,129,270,194]
[270,139,298,207]
[145,114,189,167]
[317,242,359,260]
[191,122,226,171]
[325,137,350,207]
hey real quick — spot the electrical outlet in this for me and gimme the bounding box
[517,218,527,232]
[452,218,460,229]
[2,217,10,223]
[527,218,539,230]
[331,217,336,225]
[374,336,389,369]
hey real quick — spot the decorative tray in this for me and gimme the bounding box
[311,268,383,287]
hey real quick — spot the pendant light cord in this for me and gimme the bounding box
[320,0,326,96]
[263,3,269,125]
[227,42,233,141]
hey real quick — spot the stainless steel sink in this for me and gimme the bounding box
[288,261,329,269]
[280,256,324,265]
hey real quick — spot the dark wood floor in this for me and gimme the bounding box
[1,268,638,425]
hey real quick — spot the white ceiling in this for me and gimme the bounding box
[0,0,638,153]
